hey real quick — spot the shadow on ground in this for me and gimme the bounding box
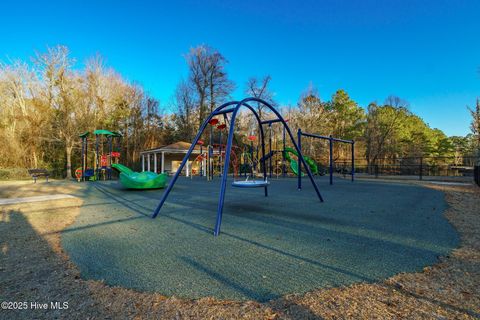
[0,209,107,319]
[1,205,323,319]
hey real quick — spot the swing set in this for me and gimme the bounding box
[152,97,324,236]
[297,129,355,188]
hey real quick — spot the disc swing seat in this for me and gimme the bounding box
[231,126,269,188]
[151,97,324,236]
[232,176,270,188]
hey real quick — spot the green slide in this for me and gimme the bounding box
[284,147,318,176]
[112,164,168,189]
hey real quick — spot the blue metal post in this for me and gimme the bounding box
[200,144,203,177]
[255,145,259,175]
[351,141,355,182]
[108,135,113,180]
[209,121,213,180]
[260,123,268,197]
[285,127,323,202]
[218,130,222,177]
[282,125,286,178]
[297,128,302,190]
[214,103,268,236]
[214,107,240,236]
[85,137,88,181]
[95,134,99,180]
[250,140,254,178]
[268,123,272,178]
[208,145,213,180]
[329,135,333,185]
[81,137,85,181]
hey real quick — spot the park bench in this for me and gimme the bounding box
[28,169,50,183]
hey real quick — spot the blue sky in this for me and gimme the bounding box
[1,0,478,136]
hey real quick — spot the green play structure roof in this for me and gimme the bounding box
[93,129,115,136]
[79,130,123,137]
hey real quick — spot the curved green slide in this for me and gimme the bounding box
[284,147,318,175]
[111,164,168,189]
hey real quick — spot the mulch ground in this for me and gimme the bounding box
[0,182,478,319]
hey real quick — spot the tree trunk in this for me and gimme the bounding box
[65,144,73,179]
[32,150,38,169]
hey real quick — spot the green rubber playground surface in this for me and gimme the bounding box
[62,177,459,302]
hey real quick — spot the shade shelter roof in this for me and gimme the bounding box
[140,141,204,155]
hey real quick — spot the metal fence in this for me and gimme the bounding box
[475,166,480,187]
[333,156,478,181]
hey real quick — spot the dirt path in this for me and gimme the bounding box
[0,183,478,319]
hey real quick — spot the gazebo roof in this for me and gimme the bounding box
[140,141,203,155]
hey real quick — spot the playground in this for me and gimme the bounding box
[1,177,479,318]
[1,99,479,319]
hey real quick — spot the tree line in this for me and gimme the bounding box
[0,45,478,178]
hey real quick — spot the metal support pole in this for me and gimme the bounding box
[351,141,355,182]
[142,154,145,171]
[250,141,254,178]
[209,124,213,179]
[147,154,151,172]
[269,124,272,178]
[214,108,240,236]
[108,136,113,180]
[95,135,99,179]
[329,135,333,185]
[153,106,225,219]
[298,128,302,190]
[219,131,222,177]
[283,125,286,177]
[83,137,88,181]
[260,123,268,198]
[256,145,259,176]
[208,145,213,180]
[214,105,268,236]
[116,136,121,160]
[287,129,323,202]
[199,145,203,176]
[81,137,85,181]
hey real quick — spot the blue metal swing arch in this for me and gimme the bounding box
[152,97,324,236]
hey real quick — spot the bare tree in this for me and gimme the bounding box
[185,45,234,128]
[34,46,83,178]
[173,79,196,141]
[245,75,276,119]
[208,51,235,113]
[293,85,329,158]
